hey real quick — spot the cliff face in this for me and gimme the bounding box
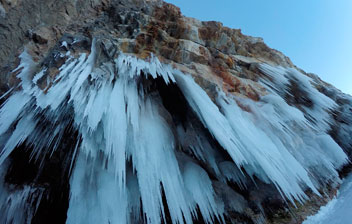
[0,0,351,223]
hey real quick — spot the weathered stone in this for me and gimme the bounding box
[0,0,351,223]
[0,3,5,18]
[32,26,52,44]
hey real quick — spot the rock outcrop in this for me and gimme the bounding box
[0,0,351,224]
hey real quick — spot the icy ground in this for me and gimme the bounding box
[303,173,352,224]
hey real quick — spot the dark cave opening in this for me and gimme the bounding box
[150,75,236,165]
[3,112,79,224]
[154,76,189,127]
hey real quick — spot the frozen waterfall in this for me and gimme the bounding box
[0,41,348,224]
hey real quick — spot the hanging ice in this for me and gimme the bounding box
[0,40,348,224]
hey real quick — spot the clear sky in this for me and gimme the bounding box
[165,0,352,95]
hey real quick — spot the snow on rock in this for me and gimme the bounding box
[259,63,338,132]
[303,173,352,224]
[0,41,349,223]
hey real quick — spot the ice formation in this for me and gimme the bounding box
[303,173,352,224]
[0,41,349,223]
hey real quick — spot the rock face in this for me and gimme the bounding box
[0,0,351,224]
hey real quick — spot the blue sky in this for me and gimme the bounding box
[165,0,352,95]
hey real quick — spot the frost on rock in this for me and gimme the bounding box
[258,64,338,132]
[303,173,352,224]
[0,41,348,224]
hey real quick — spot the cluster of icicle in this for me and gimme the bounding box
[0,40,348,224]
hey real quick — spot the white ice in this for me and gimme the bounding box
[303,173,352,224]
[0,42,349,224]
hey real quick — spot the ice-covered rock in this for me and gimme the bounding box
[0,0,351,223]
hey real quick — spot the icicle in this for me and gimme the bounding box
[0,112,37,165]
[129,97,191,224]
[259,63,337,132]
[173,70,247,166]
[173,70,347,203]
[67,153,129,224]
[103,78,128,187]
[0,162,44,224]
[0,45,348,224]
[183,162,224,223]
[0,92,31,136]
